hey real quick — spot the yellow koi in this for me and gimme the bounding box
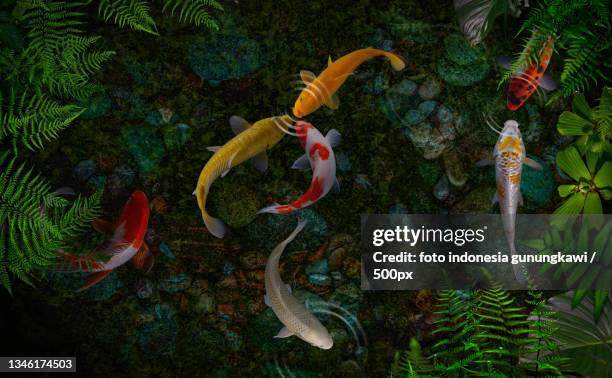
[292,47,406,118]
[195,115,292,238]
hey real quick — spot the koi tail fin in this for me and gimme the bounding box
[202,209,227,238]
[510,244,528,285]
[257,203,295,215]
[77,270,112,292]
[383,51,406,71]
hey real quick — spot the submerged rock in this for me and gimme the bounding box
[406,121,456,159]
[188,31,264,86]
[434,175,450,201]
[305,259,329,275]
[210,182,260,229]
[121,126,165,173]
[79,92,111,120]
[163,123,192,150]
[378,80,419,123]
[443,149,468,187]
[242,208,328,252]
[418,77,442,100]
[438,57,490,86]
[157,273,192,293]
[73,160,97,183]
[308,273,332,287]
[520,155,554,206]
[137,303,178,356]
[444,33,485,65]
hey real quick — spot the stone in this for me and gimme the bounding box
[443,149,468,187]
[305,259,329,275]
[73,160,96,183]
[163,123,192,150]
[520,155,554,207]
[308,273,332,287]
[121,126,165,174]
[418,77,442,100]
[194,294,215,314]
[434,174,450,201]
[159,242,175,259]
[188,31,264,86]
[157,273,192,293]
[418,100,438,118]
[328,248,346,271]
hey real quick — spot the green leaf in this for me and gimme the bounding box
[558,184,576,197]
[557,111,593,136]
[547,293,612,377]
[556,146,591,181]
[572,93,592,121]
[593,161,612,188]
[553,193,586,215]
[583,192,603,214]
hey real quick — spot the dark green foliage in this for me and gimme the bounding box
[98,0,223,33]
[394,289,565,377]
[502,0,611,96]
[519,291,566,376]
[432,290,482,375]
[0,151,102,293]
[0,1,108,292]
[389,338,434,378]
[0,90,84,153]
[18,1,115,101]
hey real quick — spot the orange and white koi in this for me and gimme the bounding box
[477,120,542,283]
[292,48,406,118]
[55,191,153,291]
[497,33,556,111]
[258,121,340,214]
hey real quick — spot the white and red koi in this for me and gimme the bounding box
[497,32,557,111]
[258,121,340,214]
[477,120,542,283]
[55,191,153,291]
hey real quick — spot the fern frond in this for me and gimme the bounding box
[162,0,223,30]
[98,0,158,35]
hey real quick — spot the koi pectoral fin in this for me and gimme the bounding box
[250,152,268,173]
[92,219,115,235]
[325,129,341,148]
[133,243,154,273]
[206,146,222,153]
[476,156,494,167]
[229,115,251,135]
[524,158,543,171]
[291,154,311,170]
[492,192,499,205]
[77,270,112,292]
[323,93,340,110]
[274,327,294,339]
[518,192,524,206]
[331,178,340,193]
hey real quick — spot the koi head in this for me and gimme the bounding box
[496,120,524,155]
[295,121,312,146]
[303,326,334,350]
[293,79,328,118]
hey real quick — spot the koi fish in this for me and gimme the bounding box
[194,115,292,238]
[258,121,340,214]
[293,48,406,118]
[497,33,557,111]
[55,191,153,291]
[477,120,542,283]
[264,219,333,349]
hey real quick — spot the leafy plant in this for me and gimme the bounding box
[504,0,612,96]
[392,289,566,377]
[99,0,223,33]
[555,145,611,215]
[557,87,612,154]
[454,0,522,45]
[389,338,433,378]
[0,152,101,293]
[519,290,567,376]
[524,218,611,323]
[545,292,612,377]
[17,1,115,101]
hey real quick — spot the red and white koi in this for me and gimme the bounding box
[477,120,542,283]
[497,32,557,111]
[55,191,153,291]
[258,121,340,214]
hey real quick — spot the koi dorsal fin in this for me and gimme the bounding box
[229,115,251,135]
[300,70,316,84]
[132,243,154,273]
[328,56,333,67]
